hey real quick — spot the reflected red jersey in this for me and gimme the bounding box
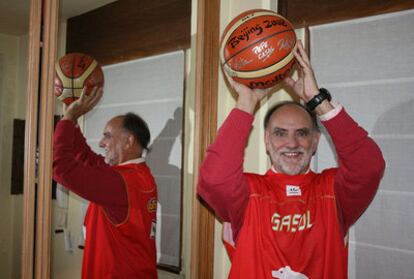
[82,163,158,279]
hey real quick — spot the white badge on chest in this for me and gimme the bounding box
[286,185,301,196]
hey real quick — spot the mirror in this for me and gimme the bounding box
[0,0,30,278]
[51,0,190,277]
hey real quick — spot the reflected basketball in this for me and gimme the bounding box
[220,9,297,89]
[54,53,104,105]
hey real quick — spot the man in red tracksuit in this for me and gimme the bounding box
[197,41,385,278]
[53,88,158,278]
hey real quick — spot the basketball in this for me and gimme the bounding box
[220,9,297,89]
[54,53,104,105]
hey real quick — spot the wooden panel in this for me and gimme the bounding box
[66,0,191,65]
[21,0,42,277]
[35,0,59,277]
[190,0,220,278]
[278,0,414,27]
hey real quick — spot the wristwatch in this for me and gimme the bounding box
[306,88,332,111]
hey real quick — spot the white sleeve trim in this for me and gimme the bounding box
[119,157,145,165]
[319,101,343,122]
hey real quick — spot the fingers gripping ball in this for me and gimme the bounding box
[54,53,104,105]
[220,9,297,89]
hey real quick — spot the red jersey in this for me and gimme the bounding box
[82,163,158,279]
[228,170,348,279]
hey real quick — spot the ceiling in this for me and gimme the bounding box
[0,0,116,36]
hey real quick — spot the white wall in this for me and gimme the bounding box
[310,9,414,279]
[0,32,28,279]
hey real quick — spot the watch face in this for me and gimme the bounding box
[319,88,332,101]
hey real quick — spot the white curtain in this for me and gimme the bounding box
[310,9,414,279]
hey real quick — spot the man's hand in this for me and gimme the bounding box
[225,73,272,114]
[62,86,103,123]
[284,40,319,102]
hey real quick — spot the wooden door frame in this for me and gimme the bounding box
[190,0,220,278]
[34,0,59,277]
[21,0,42,276]
[21,0,59,278]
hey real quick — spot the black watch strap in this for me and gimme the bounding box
[306,88,332,111]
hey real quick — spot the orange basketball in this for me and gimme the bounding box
[54,53,104,105]
[220,9,297,89]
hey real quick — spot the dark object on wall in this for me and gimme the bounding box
[278,0,414,27]
[11,119,25,194]
[66,0,191,66]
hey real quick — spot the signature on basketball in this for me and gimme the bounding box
[253,41,275,62]
[277,37,295,51]
[230,57,253,70]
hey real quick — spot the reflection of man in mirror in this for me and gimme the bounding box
[53,87,158,278]
[198,41,385,278]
